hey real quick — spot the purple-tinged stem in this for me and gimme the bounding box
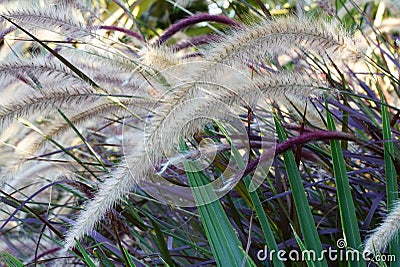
[0,180,68,231]
[0,186,85,259]
[244,130,355,176]
[154,13,240,46]
[98,25,144,41]
[33,247,61,262]
[360,190,386,231]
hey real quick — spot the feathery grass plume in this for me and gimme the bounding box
[27,98,157,154]
[63,139,147,250]
[364,201,400,255]
[144,15,356,152]
[0,56,87,90]
[203,16,359,65]
[1,1,398,265]
[62,69,329,250]
[61,170,132,248]
[58,46,142,73]
[0,86,103,130]
[0,1,90,38]
[61,15,358,250]
[140,45,186,71]
[139,45,201,91]
[144,16,354,157]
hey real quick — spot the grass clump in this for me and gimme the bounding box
[0,0,399,266]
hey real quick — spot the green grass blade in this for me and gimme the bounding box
[180,140,255,266]
[93,248,115,267]
[57,109,108,171]
[381,100,400,264]
[150,219,175,266]
[212,120,283,266]
[0,251,24,267]
[184,162,255,266]
[291,224,316,267]
[75,240,97,267]
[325,100,365,266]
[122,247,138,267]
[213,120,283,266]
[274,117,327,266]
[245,177,284,267]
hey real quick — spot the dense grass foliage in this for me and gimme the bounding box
[0,0,399,266]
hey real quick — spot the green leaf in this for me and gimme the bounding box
[75,240,97,267]
[180,140,255,266]
[57,109,108,171]
[274,117,327,266]
[381,98,400,264]
[214,120,283,267]
[291,225,316,267]
[245,177,284,267]
[325,99,365,266]
[0,251,24,267]
[122,247,138,267]
[94,248,115,267]
[150,219,175,266]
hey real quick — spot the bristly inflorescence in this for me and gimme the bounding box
[0,0,368,257]
[363,201,400,256]
[0,1,89,39]
[203,16,359,64]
